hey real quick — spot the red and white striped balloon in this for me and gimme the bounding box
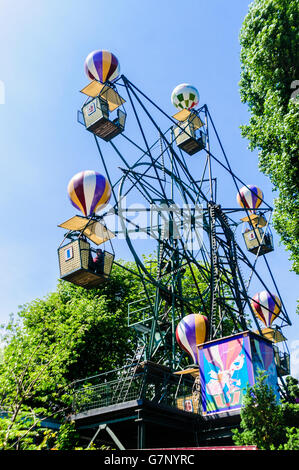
[236,185,263,213]
[251,290,281,327]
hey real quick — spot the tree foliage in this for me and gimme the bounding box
[0,255,218,449]
[239,0,299,273]
[0,260,141,449]
[0,253,249,449]
[232,372,299,450]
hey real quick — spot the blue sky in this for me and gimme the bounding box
[0,0,298,376]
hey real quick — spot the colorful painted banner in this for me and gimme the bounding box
[251,336,280,401]
[199,334,254,415]
[198,332,279,416]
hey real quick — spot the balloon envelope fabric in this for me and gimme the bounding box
[67,170,111,217]
[84,50,120,83]
[251,290,281,327]
[236,185,263,213]
[171,83,199,111]
[176,314,208,364]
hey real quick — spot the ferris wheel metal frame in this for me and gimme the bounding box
[75,74,292,382]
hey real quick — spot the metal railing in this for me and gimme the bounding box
[127,294,155,329]
[72,363,197,415]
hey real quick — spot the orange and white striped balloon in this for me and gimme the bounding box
[236,185,263,213]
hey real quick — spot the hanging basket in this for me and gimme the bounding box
[58,238,114,289]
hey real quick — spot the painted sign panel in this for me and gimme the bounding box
[198,332,280,416]
[87,102,96,116]
[251,336,280,402]
[198,333,254,415]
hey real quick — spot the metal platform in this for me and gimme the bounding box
[71,398,202,449]
[70,361,241,449]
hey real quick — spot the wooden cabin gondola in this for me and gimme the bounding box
[241,214,274,256]
[80,80,126,142]
[58,215,115,289]
[172,109,206,156]
[58,238,114,289]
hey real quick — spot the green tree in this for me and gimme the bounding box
[0,260,140,449]
[0,255,234,449]
[0,407,44,450]
[232,372,284,449]
[54,422,80,450]
[232,372,299,450]
[283,376,299,403]
[239,0,299,273]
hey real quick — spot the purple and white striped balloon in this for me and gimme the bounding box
[84,50,120,83]
[251,290,281,327]
[67,170,111,217]
[236,185,263,213]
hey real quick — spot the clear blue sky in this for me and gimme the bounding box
[0,0,298,376]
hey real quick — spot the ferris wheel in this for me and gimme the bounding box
[58,50,292,386]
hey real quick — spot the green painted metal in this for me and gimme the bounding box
[72,73,292,405]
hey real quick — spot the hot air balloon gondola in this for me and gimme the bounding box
[237,185,274,256]
[171,84,206,156]
[80,50,127,141]
[251,291,289,373]
[57,171,115,288]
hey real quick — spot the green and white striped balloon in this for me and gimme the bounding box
[171,83,199,111]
